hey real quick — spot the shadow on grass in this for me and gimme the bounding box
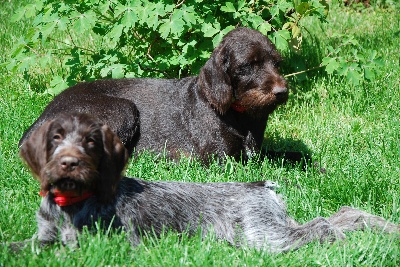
[262,136,325,173]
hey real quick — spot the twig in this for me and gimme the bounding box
[284,65,324,78]
[175,0,185,8]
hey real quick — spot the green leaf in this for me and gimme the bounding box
[337,61,349,76]
[364,68,375,81]
[41,22,57,41]
[56,17,69,31]
[159,9,186,39]
[153,2,168,17]
[48,76,69,95]
[170,10,185,35]
[372,57,384,67]
[221,2,236,13]
[237,0,245,11]
[181,6,197,26]
[295,3,310,15]
[145,2,167,29]
[11,8,26,22]
[258,23,272,35]
[212,26,235,47]
[270,5,280,18]
[114,3,127,17]
[121,8,138,29]
[247,14,265,28]
[159,19,171,39]
[100,67,111,78]
[106,24,124,43]
[201,23,220,38]
[11,3,43,21]
[322,57,340,74]
[271,30,290,51]
[110,64,126,79]
[98,2,111,15]
[72,11,96,34]
[292,24,301,38]
[346,68,361,86]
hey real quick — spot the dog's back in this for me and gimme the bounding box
[19,27,288,162]
[72,177,290,249]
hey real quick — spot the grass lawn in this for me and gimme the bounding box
[1,1,399,266]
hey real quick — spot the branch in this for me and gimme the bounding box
[284,65,324,78]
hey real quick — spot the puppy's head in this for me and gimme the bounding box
[19,113,128,203]
[199,27,288,117]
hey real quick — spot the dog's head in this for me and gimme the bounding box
[199,27,288,117]
[19,113,128,203]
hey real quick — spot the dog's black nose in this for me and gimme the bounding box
[60,156,79,170]
[272,86,288,97]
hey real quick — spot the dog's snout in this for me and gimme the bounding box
[272,86,288,96]
[60,156,79,170]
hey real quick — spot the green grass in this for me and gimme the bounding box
[1,2,399,266]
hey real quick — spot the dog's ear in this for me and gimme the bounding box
[198,45,233,114]
[19,121,52,182]
[97,125,129,203]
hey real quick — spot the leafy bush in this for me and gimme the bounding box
[6,0,381,94]
[320,34,384,86]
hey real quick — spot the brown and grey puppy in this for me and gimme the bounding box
[19,27,288,162]
[17,113,399,252]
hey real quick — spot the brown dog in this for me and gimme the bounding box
[19,27,288,162]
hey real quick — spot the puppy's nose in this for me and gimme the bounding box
[60,156,79,171]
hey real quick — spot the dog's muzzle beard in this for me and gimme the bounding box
[40,178,94,207]
[39,155,99,206]
[41,152,99,190]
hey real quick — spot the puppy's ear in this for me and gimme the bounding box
[198,45,233,114]
[19,121,52,182]
[97,125,129,203]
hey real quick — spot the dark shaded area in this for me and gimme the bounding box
[261,136,326,173]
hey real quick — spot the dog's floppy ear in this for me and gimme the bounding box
[97,125,129,203]
[19,121,52,182]
[198,44,233,114]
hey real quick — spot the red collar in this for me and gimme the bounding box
[230,100,247,113]
[40,190,94,207]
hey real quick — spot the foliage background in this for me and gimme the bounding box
[6,0,383,95]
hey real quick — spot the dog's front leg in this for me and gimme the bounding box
[244,132,260,160]
[36,201,61,246]
[59,223,78,248]
[37,212,79,248]
[36,200,79,248]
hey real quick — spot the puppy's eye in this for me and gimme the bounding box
[251,58,262,65]
[53,134,62,141]
[86,137,96,146]
[238,63,252,75]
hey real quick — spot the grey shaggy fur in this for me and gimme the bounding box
[14,113,399,252]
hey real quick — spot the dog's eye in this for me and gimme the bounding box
[86,137,96,146]
[53,134,62,141]
[237,63,252,75]
[251,58,262,65]
[274,61,281,68]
